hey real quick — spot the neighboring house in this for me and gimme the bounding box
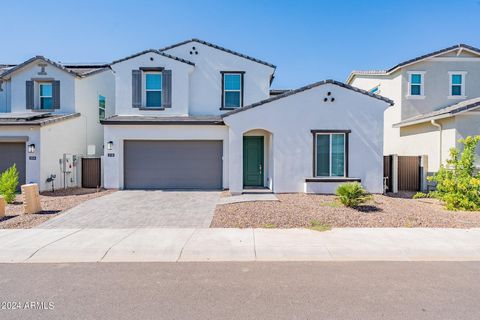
[347,44,480,174]
[102,39,392,194]
[0,57,114,191]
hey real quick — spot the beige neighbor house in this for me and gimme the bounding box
[347,44,480,190]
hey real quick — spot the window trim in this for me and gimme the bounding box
[220,71,245,110]
[39,82,53,110]
[406,71,426,99]
[143,71,163,108]
[311,129,350,178]
[448,71,467,99]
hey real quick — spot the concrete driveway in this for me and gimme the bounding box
[37,190,221,229]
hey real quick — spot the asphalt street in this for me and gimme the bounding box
[0,262,479,320]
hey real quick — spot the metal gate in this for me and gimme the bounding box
[398,156,421,191]
[383,155,392,192]
[82,158,101,188]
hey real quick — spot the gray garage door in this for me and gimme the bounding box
[124,140,223,190]
[0,142,26,186]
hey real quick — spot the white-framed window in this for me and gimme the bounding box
[144,72,162,108]
[314,132,347,177]
[222,72,243,109]
[448,71,467,99]
[39,82,53,109]
[407,71,425,99]
[99,95,106,120]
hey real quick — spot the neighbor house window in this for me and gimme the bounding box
[99,95,106,120]
[39,83,53,109]
[369,85,380,95]
[314,132,348,177]
[448,72,467,98]
[407,72,425,97]
[222,72,243,109]
[145,72,162,107]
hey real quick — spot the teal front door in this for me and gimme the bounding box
[243,136,264,187]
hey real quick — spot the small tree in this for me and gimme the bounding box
[428,135,480,211]
[336,182,371,207]
[0,164,19,203]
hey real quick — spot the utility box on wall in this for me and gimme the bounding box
[62,154,73,173]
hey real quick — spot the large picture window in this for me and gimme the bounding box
[145,72,162,107]
[221,72,244,109]
[314,131,348,177]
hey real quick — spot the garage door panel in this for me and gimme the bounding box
[0,142,26,186]
[124,140,223,189]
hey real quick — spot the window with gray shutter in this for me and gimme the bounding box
[26,81,34,109]
[52,80,60,109]
[132,70,142,108]
[162,70,172,108]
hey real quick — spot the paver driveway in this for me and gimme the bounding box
[37,190,221,228]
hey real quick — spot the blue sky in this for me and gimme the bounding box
[2,0,480,89]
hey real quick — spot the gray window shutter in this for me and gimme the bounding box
[52,80,61,109]
[132,70,142,108]
[162,70,172,108]
[26,81,34,109]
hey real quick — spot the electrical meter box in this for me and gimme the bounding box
[63,154,73,173]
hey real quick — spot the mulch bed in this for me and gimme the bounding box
[1,188,114,229]
[211,193,480,228]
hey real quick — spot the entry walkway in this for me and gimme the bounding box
[0,228,479,263]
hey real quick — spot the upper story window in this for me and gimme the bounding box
[314,131,349,177]
[145,72,162,108]
[221,72,244,109]
[39,83,53,109]
[369,85,380,95]
[407,71,425,98]
[448,72,467,99]
[99,95,106,120]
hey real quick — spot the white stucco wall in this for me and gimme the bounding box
[75,69,115,156]
[9,60,76,113]
[110,52,194,116]
[224,83,390,194]
[39,117,86,191]
[103,124,229,189]
[163,41,274,116]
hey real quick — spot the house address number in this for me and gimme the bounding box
[107,153,115,157]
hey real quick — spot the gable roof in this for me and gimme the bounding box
[393,97,480,128]
[110,49,195,66]
[0,57,111,79]
[222,79,394,118]
[159,38,276,69]
[347,43,480,83]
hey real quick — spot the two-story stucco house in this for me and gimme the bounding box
[347,44,480,174]
[0,57,114,191]
[102,39,392,194]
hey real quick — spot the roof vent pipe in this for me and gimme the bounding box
[431,119,443,167]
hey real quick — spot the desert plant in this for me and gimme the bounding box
[336,182,371,207]
[0,164,19,203]
[428,135,480,211]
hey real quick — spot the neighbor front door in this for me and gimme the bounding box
[243,136,264,187]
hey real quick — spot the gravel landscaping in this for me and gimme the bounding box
[1,188,114,229]
[211,193,480,228]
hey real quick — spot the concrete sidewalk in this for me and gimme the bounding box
[0,228,479,263]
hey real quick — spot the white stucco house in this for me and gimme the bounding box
[347,44,480,174]
[0,57,114,191]
[102,39,393,194]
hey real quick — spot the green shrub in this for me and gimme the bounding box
[428,135,480,211]
[413,192,428,199]
[0,164,19,203]
[336,182,371,207]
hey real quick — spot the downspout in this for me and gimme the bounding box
[431,119,442,167]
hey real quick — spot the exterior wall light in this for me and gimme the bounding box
[28,144,36,153]
[107,141,113,150]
